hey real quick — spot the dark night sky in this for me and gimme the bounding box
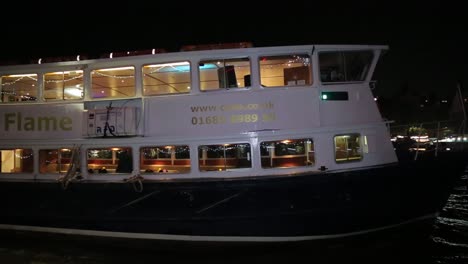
[1,1,466,99]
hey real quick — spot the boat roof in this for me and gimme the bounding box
[0,43,389,72]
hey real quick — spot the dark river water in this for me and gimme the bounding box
[1,176,467,264]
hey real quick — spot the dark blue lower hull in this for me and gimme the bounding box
[0,153,465,242]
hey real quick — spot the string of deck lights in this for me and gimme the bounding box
[44,74,84,83]
[92,70,135,79]
[1,75,37,86]
[142,146,190,158]
[146,65,189,74]
[14,152,34,159]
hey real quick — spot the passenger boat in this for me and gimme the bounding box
[0,42,466,244]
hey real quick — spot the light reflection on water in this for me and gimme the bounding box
[430,186,468,264]
[0,183,467,263]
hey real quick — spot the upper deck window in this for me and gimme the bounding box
[143,61,191,96]
[0,74,38,103]
[199,58,251,91]
[43,71,84,101]
[91,67,135,99]
[319,51,373,83]
[259,54,312,87]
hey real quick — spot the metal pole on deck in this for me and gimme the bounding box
[457,82,467,125]
[414,123,423,161]
[457,81,466,151]
[435,121,440,157]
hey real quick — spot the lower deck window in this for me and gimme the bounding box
[198,143,251,171]
[0,149,33,173]
[140,145,190,174]
[39,148,73,173]
[334,134,362,162]
[260,138,314,168]
[87,147,133,174]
